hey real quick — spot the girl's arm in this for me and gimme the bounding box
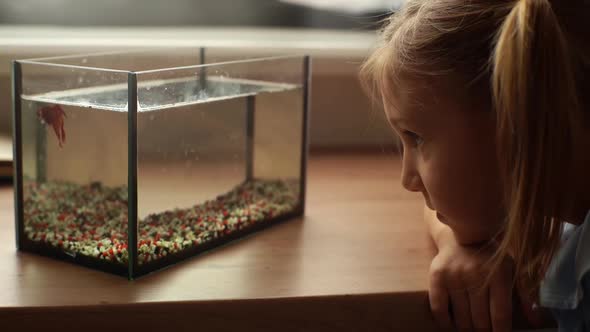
[424,203,511,330]
[424,202,554,331]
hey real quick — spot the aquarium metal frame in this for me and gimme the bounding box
[12,61,24,249]
[128,72,139,278]
[300,56,310,216]
[246,95,255,181]
[12,53,311,280]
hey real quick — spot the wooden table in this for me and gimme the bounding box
[0,153,438,331]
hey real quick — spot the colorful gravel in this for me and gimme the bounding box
[23,179,300,265]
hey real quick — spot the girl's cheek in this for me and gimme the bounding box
[425,168,473,221]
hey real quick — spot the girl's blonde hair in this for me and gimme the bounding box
[361,0,590,297]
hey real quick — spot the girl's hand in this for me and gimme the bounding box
[428,227,514,332]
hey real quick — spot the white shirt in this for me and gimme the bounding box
[539,210,590,331]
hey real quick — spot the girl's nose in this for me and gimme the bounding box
[401,172,424,192]
[400,155,424,193]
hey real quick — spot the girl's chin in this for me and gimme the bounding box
[437,212,502,245]
[454,227,498,246]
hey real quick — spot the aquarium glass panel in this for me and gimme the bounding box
[18,61,130,275]
[13,50,309,278]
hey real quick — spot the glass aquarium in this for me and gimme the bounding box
[11,48,310,278]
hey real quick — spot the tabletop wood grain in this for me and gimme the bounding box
[0,153,440,331]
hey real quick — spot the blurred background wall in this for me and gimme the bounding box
[0,0,387,28]
[0,0,402,151]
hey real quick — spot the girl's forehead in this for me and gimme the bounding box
[385,82,484,133]
[384,82,440,119]
[388,73,480,116]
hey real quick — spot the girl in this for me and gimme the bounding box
[361,0,590,331]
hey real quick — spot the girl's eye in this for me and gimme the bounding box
[402,130,424,146]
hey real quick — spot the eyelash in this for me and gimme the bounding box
[402,130,424,146]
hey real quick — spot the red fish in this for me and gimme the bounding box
[37,104,66,148]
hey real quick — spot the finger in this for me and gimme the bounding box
[449,288,473,331]
[468,284,492,331]
[490,272,512,332]
[428,273,453,329]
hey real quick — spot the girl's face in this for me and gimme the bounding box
[386,81,505,245]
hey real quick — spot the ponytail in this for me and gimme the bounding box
[490,0,581,297]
